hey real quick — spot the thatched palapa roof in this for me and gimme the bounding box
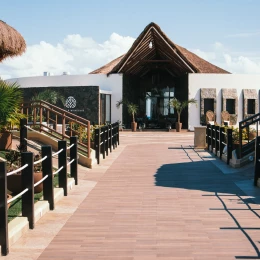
[90,22,229,76]
[0,20,26,62]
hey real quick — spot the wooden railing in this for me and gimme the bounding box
[21,100,91,158]
[93,123,119,164]
[239,113,260,159]
[0,126,78,256]
[206,124,233,164]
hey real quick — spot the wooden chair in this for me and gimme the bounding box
[221,110,230,126]
[205,110,215,125]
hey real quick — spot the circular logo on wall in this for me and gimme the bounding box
[65,96,76,108]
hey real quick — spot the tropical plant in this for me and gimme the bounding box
[0,80,24,131]
[169,97,197,123]
[127,103,139,123]
[116,99,139,123]
[31,89,65,105]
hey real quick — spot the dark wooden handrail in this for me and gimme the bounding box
[22,100,90,125]
[21,100,91,158]
[239,113,260,158]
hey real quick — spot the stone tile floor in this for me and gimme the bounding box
[4,132,260,259]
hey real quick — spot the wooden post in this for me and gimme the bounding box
[211,125,215,152]
[87,121,91,159]
[21,152,34,229]
[215,125,219,156]
[206,124,211,150]
[70,136,78,185]
[254,136,260,186]
[227,129,233,165]
[62,114,65,140]
[39,106,43,132]
[0,162,9,256]
[112,123,115,149]
[117,122,120,146]
[42,145,54,210]
[95,128,100,164]
[239,125,243,159]
[58,141,68,196]
[20,118,27,152]
[105,126,109,156]
[109,124,112,153]
[219,127,225,159]
[102,127,106,159]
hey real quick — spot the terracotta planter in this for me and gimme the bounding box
[7,171,43,194]
[0,131,12,150]
[131,122,137,132]
[7,194,12,209]
[175,122,182,132]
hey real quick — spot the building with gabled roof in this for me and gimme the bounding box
[7,23,260,130]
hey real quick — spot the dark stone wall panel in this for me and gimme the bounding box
[22,86,100,125]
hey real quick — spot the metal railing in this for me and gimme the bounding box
[0,136,78,256]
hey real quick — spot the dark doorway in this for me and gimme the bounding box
[100,94,111,125]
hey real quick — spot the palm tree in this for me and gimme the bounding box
[170,97,197,131]
[116,99,139,131]
[31,89,65,105]
[0,80,24,131]
[127,103,139,123]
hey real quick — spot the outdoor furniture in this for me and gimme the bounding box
[205,110,215,125]
[221,110,230,126]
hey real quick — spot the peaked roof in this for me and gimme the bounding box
[90,22,229,76]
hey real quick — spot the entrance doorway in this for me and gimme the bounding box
[100,94,111,125]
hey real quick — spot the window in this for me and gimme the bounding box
[226,99,235,114]
[247,99,255,114]
[204,98,214,113]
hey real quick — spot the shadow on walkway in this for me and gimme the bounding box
[155,160,260,259]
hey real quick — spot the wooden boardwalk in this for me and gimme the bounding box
[5,132,260,260]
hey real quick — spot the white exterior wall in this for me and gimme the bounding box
[7,74,123,123]
[188,74,260,131]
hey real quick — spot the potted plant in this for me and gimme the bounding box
[169,97,197,132]
[0,80,24,150]
[6,149,43,194]
[116,100,138,132]
[127,103,138,132]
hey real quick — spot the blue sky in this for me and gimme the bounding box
[1,0,260,78]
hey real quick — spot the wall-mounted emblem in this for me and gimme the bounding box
[65,96,76,108]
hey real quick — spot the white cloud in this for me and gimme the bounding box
[191,43,260,74]
[1,36,260,79]
[0,33,135,79]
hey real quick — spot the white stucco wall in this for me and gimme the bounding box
[7,74,123,123]
[188,74,260,131]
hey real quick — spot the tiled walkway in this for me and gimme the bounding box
[5,132,260,259]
